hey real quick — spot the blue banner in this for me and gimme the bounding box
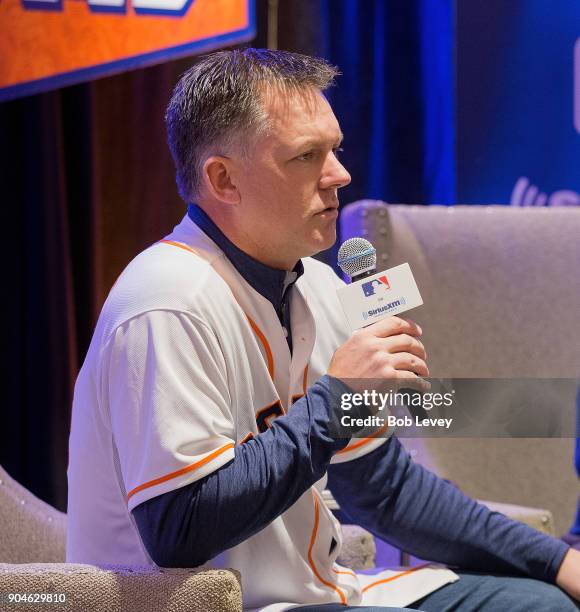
[456,0,580,206]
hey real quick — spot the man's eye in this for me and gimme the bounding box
[296,151,315,161]
[333,147,344,158]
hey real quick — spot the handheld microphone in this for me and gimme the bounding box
[337,237,377,282]
[336,237,423,331]
[338,238,429,417]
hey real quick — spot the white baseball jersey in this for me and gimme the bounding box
[67,214,457,610]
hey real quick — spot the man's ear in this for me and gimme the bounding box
[202,156,240,205]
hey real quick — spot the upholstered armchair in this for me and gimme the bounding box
[338,201,580,552]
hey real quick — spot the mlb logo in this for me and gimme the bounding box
[361,275,390,297]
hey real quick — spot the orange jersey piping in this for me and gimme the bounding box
[126,442,234,502]
[335,422,389,455]
[159,239,196,254]
[246,315,275,380]
[361,562,431,593]
[308,492,347,604]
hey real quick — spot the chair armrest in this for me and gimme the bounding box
[0,563,242,612]
[478,500,556,536]
[338,525,376,570]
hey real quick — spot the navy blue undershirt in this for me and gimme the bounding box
[132,207,569,583]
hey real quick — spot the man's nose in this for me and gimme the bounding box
[321,152,352,190]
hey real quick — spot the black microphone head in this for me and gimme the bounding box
[337,237,377,279]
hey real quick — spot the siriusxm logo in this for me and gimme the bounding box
[362,275,390,297]
[511,177,580,207]
[362,296,406,320]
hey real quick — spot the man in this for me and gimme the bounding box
[67,48,580,611]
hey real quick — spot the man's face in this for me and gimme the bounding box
[231,87,351,269]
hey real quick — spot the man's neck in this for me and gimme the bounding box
[199,203,297,271]
[187,203,303,354]
[187,204,303,305]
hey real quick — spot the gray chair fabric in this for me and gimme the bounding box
[0,466,67,564]
[0,564,242,612]
[340,201,580,536]
[0,465,242,611]
[337,525,377,570]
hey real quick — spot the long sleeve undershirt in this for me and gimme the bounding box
[326,435,569,583]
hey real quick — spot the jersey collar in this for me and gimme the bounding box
[187,204,304,312]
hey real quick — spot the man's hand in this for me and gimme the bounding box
[328,316,429,382]
[556,547,580,602]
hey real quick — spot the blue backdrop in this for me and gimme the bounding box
[456,0,580,206]
[317,0,579,208]
[319,0,456,207]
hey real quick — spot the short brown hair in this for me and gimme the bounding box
[165,48,339,202]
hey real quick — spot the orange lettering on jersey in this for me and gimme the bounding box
[240,431,254,444]
[255,399,284,434]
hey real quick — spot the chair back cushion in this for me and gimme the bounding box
[340,202,580,534]
[0,465,66,563]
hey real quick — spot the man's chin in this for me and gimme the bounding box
[305,228,337,257]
